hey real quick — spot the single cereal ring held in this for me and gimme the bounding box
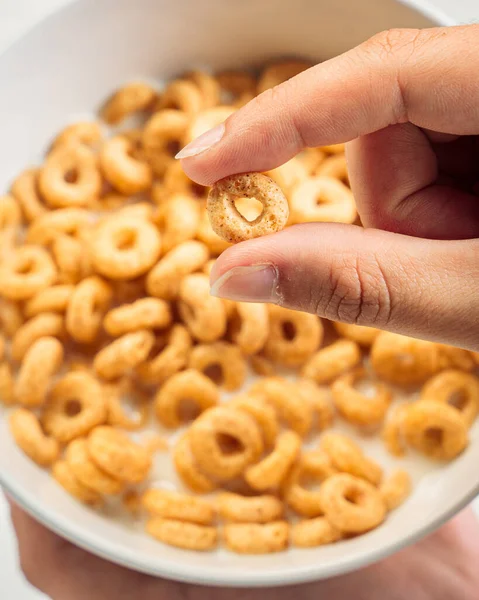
[42,371,107,443]
[420,369,479,427]
[223,521,289,554]
[90,215,161,280]
[104,298,171,337]
[146,518,217,551]
[15,337,64,407]
[263,305,323,366]
[9,408,60,467]
[173,432,217,494]
[319,473,386,534]
[379,469,412,511]
[188,341,247,392]
[0,245,57,300]
[331,367,392,428]
[154,368,219,428]
[228,302,269,355]
[217,492,283,524]
[101,82,157,125]
[402,401,468,460]
[52,460,102,506]
[189,406,263,481]
[93,330,155,380]
[66,276,112,343]
[207,173,289,243]
[10,169,47,223]
[301,339,361,385]
[229,394,278,448]
[245,430,301,491]
[11,313,64,362]
[142,489,215,525]
[289,176,356,224]
[24,285,75,318]
[65,438,123,495]
[333,322,380,347]
[99,136,153,195]
[87,426,151,484]
[291,516,342,548]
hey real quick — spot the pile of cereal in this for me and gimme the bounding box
[1,60,478,554]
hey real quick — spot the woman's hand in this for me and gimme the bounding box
[8,500,479,600]
[179,24,479,350]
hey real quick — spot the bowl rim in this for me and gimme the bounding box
[0,0,466,588]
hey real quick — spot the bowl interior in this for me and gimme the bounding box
[1,0,472,589]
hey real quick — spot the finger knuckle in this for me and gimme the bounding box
[367,28,423,60]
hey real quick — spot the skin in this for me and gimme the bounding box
[7,24,479,600]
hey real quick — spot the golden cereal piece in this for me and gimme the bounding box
[99,136,152,195]
[333,322,380,347]
[173,432,216,494]
[142,109,189,175]
[157,79,203,114]
[189,341,247,391]
[51,233,92,284]
[207,173,289,243]
[291,517,341,548]
[154,368,219,429]
[104,298,171,337]
[217,492,283,524]
[146,518,217,551]
[289,176,356,224]
[0,362,15,406]
[24,285,75,318]
[196,209,232,255]
[9,408,60,467]
[249,354,276,377]
[185,70,220,108]
[65,438,123,495]
[52,460,102,506]
[223,521,289,554]
[436,344,475,371]
[229,394,278,448]
[10,169,47,223]
[161,193,201,252]
[142,489,215,525]
[229,302,269,356]
[257,59,311,94]
[42,371,107,443]
[315,154,350,186]
[216,70,256,107]
[106,380,150,431]
[0,195,22,233]
[52,121,103,150]
[184,106,234,144]
[379,469,412,511]
[0,298,24,336]
[15,337,64,407]
[87,426,151,484]
[26,207,93,246]
[101,82,157,125]
[11,313,64,362]
[301,339,361,385]
[294,379,334,431]
[0,246,57,300]
[65,276,112,343]
[381,404,409,458]
[93,330,155,380]
[319,473,386,534]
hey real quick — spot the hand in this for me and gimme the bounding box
[179,24,479,350]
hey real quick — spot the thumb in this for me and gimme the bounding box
[209,224,479,350]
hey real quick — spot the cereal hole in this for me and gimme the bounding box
[448,390,467,411]
[234,197,263,222]
[167,140,181,156]
[216,433,245,456]
[344,487,362,505]
[64,168,79,184]
[424,427,444,447]
[203,363,224,386]
[115,229,138,251]
[16,259,34,275]
[281,321,296,341]
[65,399,82,417]
[177,398,201,423]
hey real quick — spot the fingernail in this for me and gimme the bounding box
[210,264,280,303]
[175,123,225,159]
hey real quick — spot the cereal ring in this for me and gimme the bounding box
[142,489,215,524]
[379,469,412,511]
[245,431,301,491]
[301,339,361,385]
[178,273,227,342]
[291,517,341,548]
[0,362,15,406]
[105,379,150,431]
[146,240,209,300]
[295,379,334,431]
[66,276,112,343]
[65,438,123,495]
[184,106,235,144]
[51,233,92,284]
[320,432,383,485]
[104,298,171,336]
[283,450,336,517]
[420,369,479,427]
[42,371,107,443]
[196,209,232,255]
[39,143,101,208]
[319,473,386,533]
[90,215,161,280]
[331,367,392,428]
[10,169,47,222]
[249,354,276,377]
[402,401,468,460]
[99,136,152,195]
[142,109,189,175]
[207,173,289,243]
[257,59,311,94]
[9,408,60,467]
[101,82,157,124]
[188,341,247,391]
[0,245,57,300]
[160,193,201,252]
[157,79,203,114]
[436,345,475,371]
[217,492,283,524]
[156,161,208,200]
[263,305,323,366]
[289,176,356,224]
[189,406,263,481]
[298,148,326,174]
[52,122,103,150]
[15,337,64,407]
[371,332,439,387]
[154,368,219,428]
[266,157,309,197]
[216,70,256,107]
[223,522,289,554]
[24,285,74,318]
[136,324,192,385]
[185,70,220,108]
[52,460,102,506]
[0,298,24,336]
[229,394,278,448]
[381,404,409,457]
[146,518,217,551]
[0,195,22,232]
[94,330,155,380]
[226,302,268,356]
[173,432,216,493]
[333,322,380,347]
[315,154,350,186]
[87,426,151,483]
[26,207,93,246]
[249,377,313,436]
[11,313,64,362]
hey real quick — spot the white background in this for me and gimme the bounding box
[0,0,478,598]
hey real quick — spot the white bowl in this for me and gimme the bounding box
[0,0,471,589]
